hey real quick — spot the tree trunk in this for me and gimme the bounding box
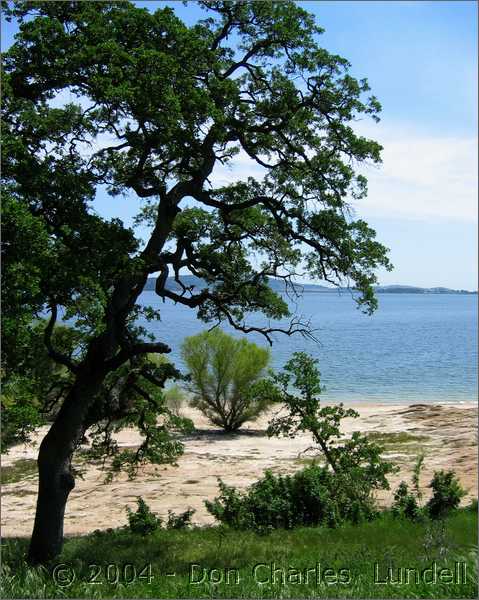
[27,437,75,564]
[27,371,105,565]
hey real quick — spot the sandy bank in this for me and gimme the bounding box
[1,401,477,537]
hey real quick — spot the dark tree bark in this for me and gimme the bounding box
[28,444,76,564]
[28,371,106,564]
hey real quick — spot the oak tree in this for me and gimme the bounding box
[2,0,391,563]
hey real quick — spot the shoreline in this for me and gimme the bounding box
[1,401,477,537]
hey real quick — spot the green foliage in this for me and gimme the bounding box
[2,0,392,358]
[126,497,195,536]
[2,0,392,455]
[211,351,396,532]
[181,329,271,431]
[468,498,478,512]
[2,0,393,560]
[164,384,186,417]
[264,352,396,502]
[391,453,425,521]
[166,508,195,530]
[1,192,52,375]
[85,356,194,481]
[391,459,466,523]
[1,319,79,450]
[392,481,421,521]
[206,463,378,531]
[412,452,425,500]
[427,470,466,519]
[0,377,43,450]
[126,497,162,536]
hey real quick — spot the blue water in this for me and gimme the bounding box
[137,292,478,404]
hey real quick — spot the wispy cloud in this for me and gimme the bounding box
[355,124,478,222]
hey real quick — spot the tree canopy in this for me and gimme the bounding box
[3,1,390,347]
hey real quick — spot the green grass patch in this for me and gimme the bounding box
[366,431,430,455]
[1,509,477,598]
[1,459,37,484]
[296,432,431,466]
[367,432,430,445]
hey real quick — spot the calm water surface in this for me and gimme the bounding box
[137,292,477,404]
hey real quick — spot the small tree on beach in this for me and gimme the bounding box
[264,352,395,501]
[182,329,271,431]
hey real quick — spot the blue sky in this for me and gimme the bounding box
[3,1,477,289]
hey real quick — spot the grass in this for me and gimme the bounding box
[1,459,37,484]
[1,508,477,599]
[297,432,430,466]
[366,431,431,455]
[366,432,430,445]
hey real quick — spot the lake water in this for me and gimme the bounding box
[138,292,477,404]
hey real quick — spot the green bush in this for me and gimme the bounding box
[392,481,421,520]
[206,351,395,532]
[164,384,186,417]
[181,329,271,431]
[391,454,424,520]
[166,508,195,529]
[427,470,466,519]
[206,463,378,531]
[126,498,195,535]
[258,352,395,522]
[126,497,162,536]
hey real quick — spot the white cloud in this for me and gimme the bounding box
[355,125,478,222]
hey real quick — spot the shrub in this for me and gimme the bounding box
[412,452,425,500]
[467,498,478,512]
[181,329,271,431]
[426,470,466,519]
[206,351,397,531]
[126,497,161,536]
[391,454,424,520]
[126,498,195,535]
[164,384,186,417]
[392,481,420,520]
[263,352,395,514]
[206,463,378,531]
[166,508,195,529]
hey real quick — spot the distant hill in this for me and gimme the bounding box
[143,276,476,295]
[373,285,477,295]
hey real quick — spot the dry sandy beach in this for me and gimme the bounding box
[1,402,477,537]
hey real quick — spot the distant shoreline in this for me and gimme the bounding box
[143,276,477,295]
[294,289,477,295]
[142,288,478,295]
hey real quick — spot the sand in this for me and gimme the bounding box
[1,402,477,537]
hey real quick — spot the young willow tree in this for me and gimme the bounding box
[182,329,271,431]
[2,0,391,563]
